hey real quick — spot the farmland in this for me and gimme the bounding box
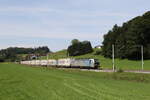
[41,49,150,70]
[0,63,150,100]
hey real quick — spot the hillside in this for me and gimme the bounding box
[41,49,150,70]
[102,11,150,59]
[1,63,150,100]
[40,49,68,59]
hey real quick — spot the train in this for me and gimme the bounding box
[20,58,100,69]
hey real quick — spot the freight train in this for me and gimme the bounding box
[20,58,100,69]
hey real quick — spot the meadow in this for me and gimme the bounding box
[41,49,150,70]
[0,63,150,100]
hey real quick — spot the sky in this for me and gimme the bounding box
[0,0,149,51]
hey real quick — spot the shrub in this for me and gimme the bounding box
[117,68,124,73]
[67,40,93,56]
[94,49,102,55]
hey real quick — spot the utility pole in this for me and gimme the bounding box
[35,56,36,66]
[112,44,115,72]
[141,45,144,70]
[47,53,49,67]
[47,54,49,60]
[35,54,38,66]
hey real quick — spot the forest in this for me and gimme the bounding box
[102,11,150,60]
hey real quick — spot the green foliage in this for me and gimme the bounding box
[0,46,50,62]
[71,39,80,45]
[93,48,102,55]
[34,46,50,54]
[102,11,150,60]
[117,68,124,73]
[1,63,150,100]
[68,40,93,56]
[0,55,5,62]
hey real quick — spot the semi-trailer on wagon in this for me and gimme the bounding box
[20,58,100,69]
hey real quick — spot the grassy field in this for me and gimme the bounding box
[0,63,150,100]
[41,49,150,70]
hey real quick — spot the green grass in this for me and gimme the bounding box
[0,63,150,100]
[41,49,150,70]
[74,53,150,70]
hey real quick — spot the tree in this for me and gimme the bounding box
[0,55,5,62]
[71,39,80,45]
[67,40,93,56]
[102,11,150,60]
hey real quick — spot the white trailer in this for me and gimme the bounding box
[40,60,48,66]
[35,60,41,66]
[30,60,36,65]
[57,58,73,67]
[47,59,57,66]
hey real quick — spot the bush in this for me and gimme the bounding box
[0,56,5,62]
[67,40,93,56]
[0,59,4,62]
[117,68,124,73]
[94,49,102,55]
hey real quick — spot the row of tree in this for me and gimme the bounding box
[102,11,150,60]
[0,46,50,62]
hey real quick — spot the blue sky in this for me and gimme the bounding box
[0,0,149,51]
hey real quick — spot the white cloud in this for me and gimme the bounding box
[0,6,137,17]
[0,5,141,51]
[0,7,55,13]
[0,31,102,40]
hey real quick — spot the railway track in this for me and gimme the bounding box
[80,69,150,74]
